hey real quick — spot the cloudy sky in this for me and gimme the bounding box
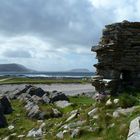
[0,0,140,71]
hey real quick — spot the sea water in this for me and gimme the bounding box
[0,72,94,78]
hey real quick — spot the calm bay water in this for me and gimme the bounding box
[0,72,94,78]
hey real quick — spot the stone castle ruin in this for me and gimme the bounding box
[92,21,140,94]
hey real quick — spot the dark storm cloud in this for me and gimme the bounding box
[0,0,111,46]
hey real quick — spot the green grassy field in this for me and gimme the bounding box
[0,96,95,139]
[0,77,91,85]
[0,94,140,139]
[0,78,139,139]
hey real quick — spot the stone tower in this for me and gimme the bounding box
[92,21,140,94]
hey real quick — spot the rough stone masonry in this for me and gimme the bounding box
[92,21,140,94]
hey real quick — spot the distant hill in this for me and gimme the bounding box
[0,63,33,72]
[68,69,91,72]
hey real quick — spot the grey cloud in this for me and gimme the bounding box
[0,0,139,48]
[3,49,32,58]
[0,0,139,71]
[0,0,109,47]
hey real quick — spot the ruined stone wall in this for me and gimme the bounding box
[92,21,140,93]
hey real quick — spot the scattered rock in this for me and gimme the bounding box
[10,133,16,136]
[17,93,31,102]
[114,99,119,104]
[95,93,107,102]
[38,112,47,120]
[127,116,140,140]
[37,120,44,123]
[50,92,69,103]
[27,123,46,138]
[17,135,25,138]
[24,89,65,120]
[27,87,45,97]
[27,128,43,138]
[66,110,78,122]
[105,99,112,106]
[70,109,78,115]
[71,128,80,138]
[114,106,137,116]
[25,101,34,111]
[113,111,120,118]
[55,101,72,108]
[8,89,21,100]
[93,115,99,120]
[31,95,42,104]
[52,108,62,117]
[9,85,32,99]
[2,136,10,140]
[62,121,86,129]
[8,125,14,130]
[56,131,64,139]
[88,108,98,117]
[18,85,33,94]
[27,105,41,119]
[39,122,46,129]
[108,123,115,129]
[63,130,69,134]
[42,94,50,104]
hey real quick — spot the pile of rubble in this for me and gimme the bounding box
[0,85,71,128]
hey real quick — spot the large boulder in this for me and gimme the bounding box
[42,94,50,104]
[17,93,31,102]
[0,96,13,114]
[55,101,72,108]
[9,85,32,99]
[25,102,41,119]
[8,89,21,100]
[0,103,8,128]
[127,116,140,140]
[31,95,42,104]
[16,85,33,96]
[113,106,137,117]
[50,92,69,103]
[27,105,41,119]
[27,87,45,97]
[25,101,48,120]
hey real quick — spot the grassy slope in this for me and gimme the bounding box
[0,96,95,139]
[0,93,140,139]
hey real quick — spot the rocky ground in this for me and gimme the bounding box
[0,84,95,96]
[0,85,140,140]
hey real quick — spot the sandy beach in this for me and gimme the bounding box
[0,83,95,96]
